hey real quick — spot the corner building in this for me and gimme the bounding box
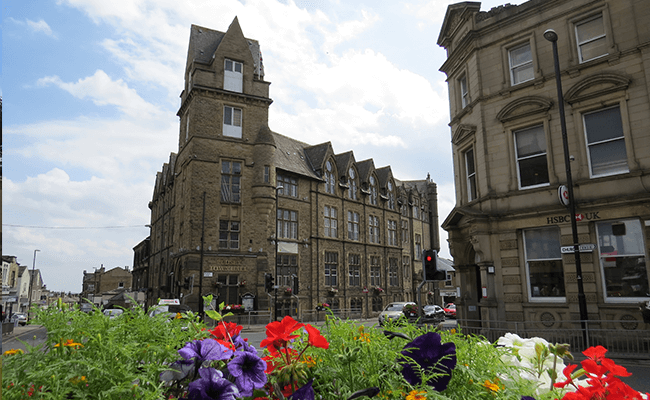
[135,18,441,318]
[438,0,650,329]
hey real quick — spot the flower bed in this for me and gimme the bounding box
[3,297,648,400]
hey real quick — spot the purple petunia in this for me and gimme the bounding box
[187,367,240,400]
[227,351,268,397]
[288,378,314,400]
[399,332,457,391]
[179,338,234,364]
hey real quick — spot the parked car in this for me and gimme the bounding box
[423,305,445,322]
[149,299,191,319]
[444,303,456,318]
[378,302,415,326]
[103,309,124,319]
[10,313,28,326]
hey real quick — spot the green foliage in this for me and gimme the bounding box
[2,303,202,399]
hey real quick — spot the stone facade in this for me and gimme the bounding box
[81,266,133,304]
[135,18,442,319]
[438,0,650,328]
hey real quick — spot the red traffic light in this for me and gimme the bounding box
[426,255,433,262]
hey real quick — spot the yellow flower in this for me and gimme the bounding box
[355,332,371,343]
[406,390,427,400]
[450,328,456,334]
[300,355,320,367]
[69,376,88,385]
[55,339,84,349]
[483,379,500,392]
[3,348,24,356]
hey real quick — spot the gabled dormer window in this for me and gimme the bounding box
[224,59,243,92]
[348,168,358,200]
[325,161,335,194]
[369,176,377,205]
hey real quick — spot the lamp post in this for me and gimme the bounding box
[199,191,206,320]
[274,185,284,321]
[27,249,40,321]
[544,29,589,341]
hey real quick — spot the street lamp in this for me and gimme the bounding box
[274,185,284,321]
[27,249,40,321]
[544,29,589,341]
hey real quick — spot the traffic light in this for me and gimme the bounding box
[291,274,299,295]
[423,250,446,281]
[265,273,275,292]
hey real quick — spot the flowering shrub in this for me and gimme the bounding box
[3,298,648,400]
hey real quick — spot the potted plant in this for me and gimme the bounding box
[315,302,330,311]
[373,286,384,295]
[284,287,293,296]
[362,286,369,293]
[237,280,246,287]
[403,303,418,319]
[327,287,338,296]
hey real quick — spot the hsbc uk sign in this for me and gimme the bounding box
[546,212,600,225]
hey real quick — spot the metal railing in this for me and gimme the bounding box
[456,319,650,359]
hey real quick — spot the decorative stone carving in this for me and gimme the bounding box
[501,258,519,267]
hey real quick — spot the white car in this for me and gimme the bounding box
[378,302,415,326]
[10,313,28,326]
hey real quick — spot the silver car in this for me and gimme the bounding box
[10,313,28,326]
[378,302,415,326]
[423,305,445,322]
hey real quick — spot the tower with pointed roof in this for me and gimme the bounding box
[136,19,445,317]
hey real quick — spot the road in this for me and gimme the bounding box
[4,321,649,394]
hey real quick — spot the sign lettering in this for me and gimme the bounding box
[546,212,600,225]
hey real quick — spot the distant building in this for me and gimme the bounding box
[438,0,650,329]
[81,266,133,307]
[135,18,444,318]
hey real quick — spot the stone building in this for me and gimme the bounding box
[438,0,650,329]
[81,266,133,306]
[135,18,442,318]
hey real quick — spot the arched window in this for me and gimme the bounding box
[348,168,358,200]
[325,161,335,194]
[369,176,377,205]
[387,181,395,210]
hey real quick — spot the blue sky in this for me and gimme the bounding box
[3,0,523,294]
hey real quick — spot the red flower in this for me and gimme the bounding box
[260,316,304,351]
[554,364,578,388]
[209,321,243,341]
[304,324,329,349]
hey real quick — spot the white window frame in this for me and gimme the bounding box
[508,42,534,85]
[514,124,550,189]
[223,106,242,138]
[459,74,469,108]
[583,105,628,178]
[387,220,397,246]
[464,148,477,202]
[277,209,298,240]
[575,14,607,63]
[324,206,338,238]
[219,220,240,249]
[347,211,359,241]
[596,219,648,303]
[221,160,241,203]
[224,59,243,92]
[523,227,566,303]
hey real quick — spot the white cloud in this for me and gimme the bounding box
[22,18,57,37]
[36,70,164,119]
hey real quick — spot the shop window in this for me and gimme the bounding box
[597,220,648,300]
[524,227,565,300]
[514,124,549,188]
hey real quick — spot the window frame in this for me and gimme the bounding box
[223,105,243,138]
[464,147,477,202]
[325,252,338,287]
[596,219,648,303]
[224,58,243,92]
[277,254,298,288]
[369,215,380,244]
[369,175,378,205]
[513,124,550,189]
[370,256,381,287]
[348,168,358,200]
[324,205,338,238]
[575,13,608,63]
[582,105,629,178]
[508,42,534,86]
[348,254,361,287]
[459,74,469,108]
[389,258,399,287]
[387,220,397,246]
[278,174,298,197]
[219,220,241,249]
[277,209,298,240]
[347,211,360,241]
[523,227,566,302]
[325,160,336,194]
[220,160,242,203]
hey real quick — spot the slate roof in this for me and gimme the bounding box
[375,166,393,188]
[303,142,332,175]
[334,151,355,179]
[272,132,322,180]
[356,159,375,183]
